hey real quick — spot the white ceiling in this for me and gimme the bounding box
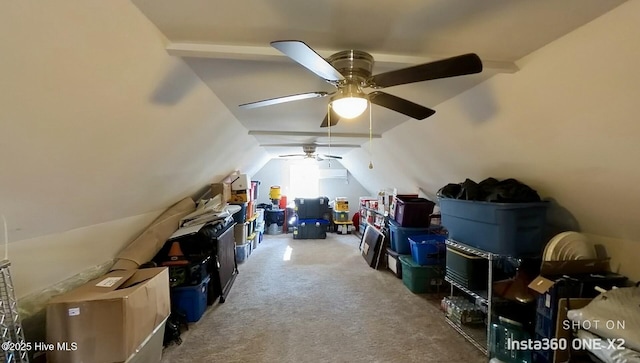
[131,0,625,156]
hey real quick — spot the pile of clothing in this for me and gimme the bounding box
[567,285,640,362]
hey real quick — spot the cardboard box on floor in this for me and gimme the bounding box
[46,267,170,363]
[554,298,593,363]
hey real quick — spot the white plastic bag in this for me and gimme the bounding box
[567,286,640,352]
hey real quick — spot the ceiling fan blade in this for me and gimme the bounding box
[320,109,341,128]
[279,154,305,158]
[271,40,345,83]
[261,143,361,148]
[370,53,482,88]
[368,91,436,120]
[240,91,329,109]
[320,154,342,160]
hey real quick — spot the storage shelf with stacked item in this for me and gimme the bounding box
[444,239,496,356]
[359,206,387,234]
[0,260,29,363]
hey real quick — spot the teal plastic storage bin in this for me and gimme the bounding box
[490,316,532,363]
[439,198,549,256]
[388,219,433,255]
[399,255,445,293]
[171,275,210,322]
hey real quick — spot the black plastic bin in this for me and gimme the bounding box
[294,197,330,219]
[445,246,488,291]
[293,219,329,239]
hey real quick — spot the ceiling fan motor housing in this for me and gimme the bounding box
[302,145,317,154]
[328,50,374,86]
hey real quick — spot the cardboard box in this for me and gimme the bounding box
[229,189,249,203]
[528,259,611,294]
[211,182,231,202]
[554,298,592,363]
[230,174,250,191]
[111,197,195,271]
[46,268,170,363]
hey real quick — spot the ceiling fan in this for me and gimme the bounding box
[239,40,483,128]
[278,145,342,161]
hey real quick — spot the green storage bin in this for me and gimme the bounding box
[399,255,445,293]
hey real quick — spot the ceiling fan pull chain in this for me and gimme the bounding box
[328,103,332,152]
[328,103,332,166]
[369,106,374,169]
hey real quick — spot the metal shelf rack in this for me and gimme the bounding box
[0,260,29,363]
[445,239,500,357]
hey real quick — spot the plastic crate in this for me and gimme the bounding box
[399,255,445,293]
[168,255,210,288]
[439,198,549,256]
[490,317,533,363]
[170,276,210,322]
[535,312,554,338]
[445,246,488,291]
[532,349,553,363]
[534,273,628,338]
[294,197,330,219]
[408,234,447,265]
[230,202,248,224]
[394,197,435,227]
[386,247,406,278]
[293,219,329,239]
[333,210,350,222]
[388,219,433,255]
[235,243,250,263]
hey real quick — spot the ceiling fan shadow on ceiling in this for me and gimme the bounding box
[278,145,342,161]
[239,40,483,128]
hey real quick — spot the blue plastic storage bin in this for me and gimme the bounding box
[230,202,248,224]
[293,219,329,239]
[388,219,433,255]
[171,275,210,322]
[236,243,250,263]
[408,234,446,265]
[438,198,549,256]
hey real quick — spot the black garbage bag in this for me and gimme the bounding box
[459,178,480,200]
[484,178,541,203]
[437,183,462,199]
[438,177,541,203]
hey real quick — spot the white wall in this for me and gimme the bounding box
[0,0,269,299]
[343,1,640,281]
[252,159,371,220]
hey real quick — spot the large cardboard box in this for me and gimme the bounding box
[230,174,250,191]
[211,182,232,202]
[46,268,170,363]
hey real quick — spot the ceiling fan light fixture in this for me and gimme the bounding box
[331,84,368,119]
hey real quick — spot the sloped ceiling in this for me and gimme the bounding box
[1,1,269,297]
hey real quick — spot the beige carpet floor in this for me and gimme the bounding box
[160,232,486,363]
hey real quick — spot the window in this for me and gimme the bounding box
[289,162,319,198]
